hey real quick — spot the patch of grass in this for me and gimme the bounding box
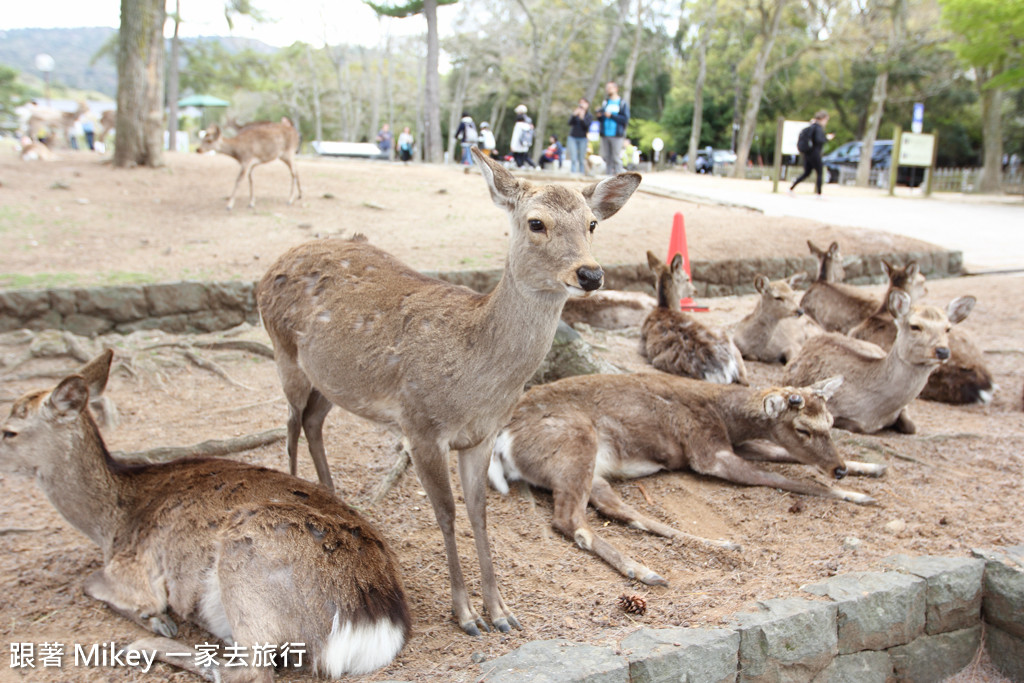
[0,206,43,234]
[0,271,158,290]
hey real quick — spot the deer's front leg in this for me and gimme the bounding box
[459,438,521,633]
[891,408,917,434]
[409,437,484,635]
[84,566,178,638]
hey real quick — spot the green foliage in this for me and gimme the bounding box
[940,0,1024,88]
[0,65,32,132]
[365,0,459,19]
[627,118,673,156]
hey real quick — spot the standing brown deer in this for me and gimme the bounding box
[198,118,301,210]
[489,373,879,585]
[641,251,748,384]
[257,147,641,635]
[800,241,878,333]
[0,351,410,681]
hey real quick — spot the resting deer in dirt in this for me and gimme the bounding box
[489,373,880,585]
[800,241,878,333]
[785,290,976,434]
[198,119,301,210]
[641,251,747,384]
[257,147,640,635]
[732,274,806,363]
[561,289,656,329]
[26,100,88,147]
[0,351,410,681]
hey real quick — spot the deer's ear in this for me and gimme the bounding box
[669,253,684,273]
[888,289,912,319]
[475,147,522,211]
[581,172,641,221]
[881,260,893,278]
[906,261,919,280]
[946,296,975,325]
[763,393,787,419]
[828,241,840,255]
[77,350,113,399]
[46,376,89,421]
[646,251,662,271]
[811,375,843,400]
[788,272,808,288]
[807,240,821,256]
[754,275,769,293]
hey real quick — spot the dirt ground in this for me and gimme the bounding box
[1,150,1022,682]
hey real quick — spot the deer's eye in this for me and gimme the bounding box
[528,219,545,233]
[2,430,16,440]
[910,324,922,332]
[589,221,597,233]
[796,428,811,437]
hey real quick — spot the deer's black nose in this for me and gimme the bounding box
[796,308,805,317]
[833,466,847,480]
[576,266,604,292]
[936,346,951,361]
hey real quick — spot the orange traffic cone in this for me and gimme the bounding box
[667,212,708,312]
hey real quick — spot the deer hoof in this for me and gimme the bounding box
[492,614,522,632]
[641,571,669,587]
[146,613,178,638]
[460,615,490,636]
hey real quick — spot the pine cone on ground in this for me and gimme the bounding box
[617,593,647,616]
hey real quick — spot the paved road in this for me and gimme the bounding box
[639,172,1024,272]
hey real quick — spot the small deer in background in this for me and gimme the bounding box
[0,351,410,681]
[849,259,928,346]
[732,274,806,363]
[786,290,976,434]
[800,241,878,333]
[641,250,748,384]
[489,373,880,585]
[257,147,641,635]
[198,118,301,210]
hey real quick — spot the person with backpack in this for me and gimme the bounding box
[510,104,536,169]
[597,81,630,175]
[479,121,498,158]
[454,112,478,165]
[790,110,834,196]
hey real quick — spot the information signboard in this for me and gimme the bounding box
[899,133,935,167]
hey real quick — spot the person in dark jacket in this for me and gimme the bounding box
[567,98,592,174]
[790,110,833,195]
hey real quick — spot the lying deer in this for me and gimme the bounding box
[257,147,640,635]
[198,119,301,210]
[800,241,878,333]
[641,251,748,384]
[561,289,656,329]
[849,263,994,405]
[785,290,975,433]
[732,274,806,363]
[0,351,410,681]
[488,373,880,586]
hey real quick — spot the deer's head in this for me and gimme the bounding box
[882,259,927,302]
[646,251,694,311]
[754,274,803,320]
[808,240,844,283]
[474,147,639,298]
[891,291,974,366]
[762,376,846,479]
[197,124,222,153]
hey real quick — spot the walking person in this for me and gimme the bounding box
[510,105,536,169]
[479,121,498,159]
[454,112,478,165]
[567,98,592,174]
[790,110,834,196]
[597,81,629,175]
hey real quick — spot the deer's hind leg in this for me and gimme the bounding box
[588,476,741,555]
[282,155,301,203]
[274,354,335,491]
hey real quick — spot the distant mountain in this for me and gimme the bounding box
[0,27,278,99]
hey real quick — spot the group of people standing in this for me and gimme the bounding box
[375,80,632,175]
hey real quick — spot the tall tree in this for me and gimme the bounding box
[940,0,1024,192]
[115,0,166,167]
[167,0,182,153]
[367,0,459,163]
[684,0,718,172]
[586,0,632,105]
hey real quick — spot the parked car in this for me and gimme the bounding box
[821,139,923,187]
[680,148,737,173]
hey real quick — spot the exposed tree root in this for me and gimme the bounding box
[111,428,287,464]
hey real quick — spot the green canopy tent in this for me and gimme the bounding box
[177,94,230,129]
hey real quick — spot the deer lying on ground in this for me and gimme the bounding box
[848,263,995,405]
[198,119,301,210]
[561,289,656,329]
[785,290,975,434]
[26,100,88,147]
[257,147,640,635]
[641,251,748,384]
[732,274,806,363]
[800,241,879,333]
[97,109,116,146]
[488,373,880,585]
[0,351,410,681]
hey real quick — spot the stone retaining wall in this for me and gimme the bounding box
[0,249,962,336]
[474,547,1024,683]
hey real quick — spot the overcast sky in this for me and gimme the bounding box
[2,0,459,48]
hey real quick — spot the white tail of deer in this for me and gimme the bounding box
[786,290,976,433]
[641,250,748,384]
[0,351,410,681]
[256,146,641,635]
[198,119,301,210]
[489,373,879,585]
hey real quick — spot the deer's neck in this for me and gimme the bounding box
[37,418,128,555]
[736,305,779,346]
[879,342,933,395]
[217,139,245,162]
[718,388,770,443]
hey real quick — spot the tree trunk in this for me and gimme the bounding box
[732,0,787,176]
[687,1,716,173]
[979,81,1004,194]
[447,66,470,163]
[424,0,443,163]
[115,0,166,168]
[621,0,645,105]
[167,0,180,153]
[856,70,888,187]
[585,0,630,105]
[306,45,323,143]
